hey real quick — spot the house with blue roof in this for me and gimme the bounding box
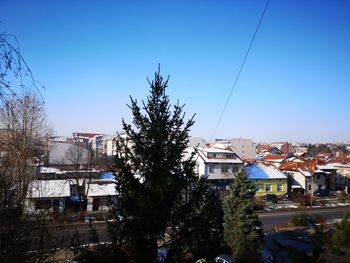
[245,163,287,197]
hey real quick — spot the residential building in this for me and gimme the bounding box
[194,147,244,191]
[257,144,272,156]
[260,154,288,167]
[279,158,339,194]
[102,135,117,156]
[28,169,116,213]
[188,136,206,148]
[210,139,231,150]
[210,138,256,160]
[280,142,296,154]
[89,134,117,157]
[245,163,287,197]
[279,162,313,194]
[229,138,256,160]
[48,142,90,166]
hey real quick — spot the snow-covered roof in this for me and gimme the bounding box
[29,180,71,198]
[331,163,350,169]
[298,168,311,177]
[28,179,117,199]
[198,147,234,153]
[246,164,287,180]
[88,182,117,197]
[38,166,101,174]
[39,167,65,174]
[197,150,243,164]
[316,164,338,170]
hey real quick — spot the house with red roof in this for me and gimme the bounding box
[261,154,288,168]
[280,156,339,194]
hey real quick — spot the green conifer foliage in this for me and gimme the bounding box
[108,68,222,263]
[223,172,264,259]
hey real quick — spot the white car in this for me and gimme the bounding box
[214,254,239,263]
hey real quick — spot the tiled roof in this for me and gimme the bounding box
[280,159,339,174]
[257,145,271,152]
[262,154,288,161]
[279,161,313,175]
[328,157,350,164]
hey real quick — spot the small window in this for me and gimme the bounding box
[209,165,214,173]
[277,184,283,191]
[265,184,271,192]
[308,185,312,191]
[221,166,229,173]
[232,166,239,172]
[254,184,260,192]
[316,174,321,180]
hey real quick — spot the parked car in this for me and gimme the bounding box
[263,194,278,203]
[84,215,96,223]
[214,254,239,263]
[314,189,329,197]
[282,193,290,200]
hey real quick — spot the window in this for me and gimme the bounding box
[308,185,312,191]
[277,184,283,191]
[209,165,214,173]
[316,174,321,180]
[265,184,271,192]
[221,166,229,173]
[232,166,239,172]
[35,200,52,210]
[70,185,79,195]
[254,184,260,192]
[93,198,100,211]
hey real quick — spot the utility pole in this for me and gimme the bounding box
[310,175,314,208]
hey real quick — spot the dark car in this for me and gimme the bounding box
[263,194,278,203]
[314,189,329,197]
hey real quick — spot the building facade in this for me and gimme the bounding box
[194,147,244,191]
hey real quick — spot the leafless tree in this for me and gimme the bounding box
[0,32,51,262]
[64,142,94,219]
[0,32,44,102]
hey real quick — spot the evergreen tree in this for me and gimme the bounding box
[108,67,221,263]
[223,171,264,259]
[182,186,224,260]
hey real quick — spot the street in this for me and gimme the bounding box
[259,206,350,233]
[41,206,350,249]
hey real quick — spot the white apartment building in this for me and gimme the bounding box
[89,134,118,157]
[194,147,244,191]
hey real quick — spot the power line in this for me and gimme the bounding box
[210,0,270,141]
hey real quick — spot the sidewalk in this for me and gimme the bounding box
[260,200,350,212]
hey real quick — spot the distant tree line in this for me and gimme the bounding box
[307,143,349,157]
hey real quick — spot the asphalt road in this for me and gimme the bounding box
[42,206,350,249]
[259,206,350,233]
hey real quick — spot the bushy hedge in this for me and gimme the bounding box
[291,213,309,226]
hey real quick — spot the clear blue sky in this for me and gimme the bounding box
[1,0,349,143]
